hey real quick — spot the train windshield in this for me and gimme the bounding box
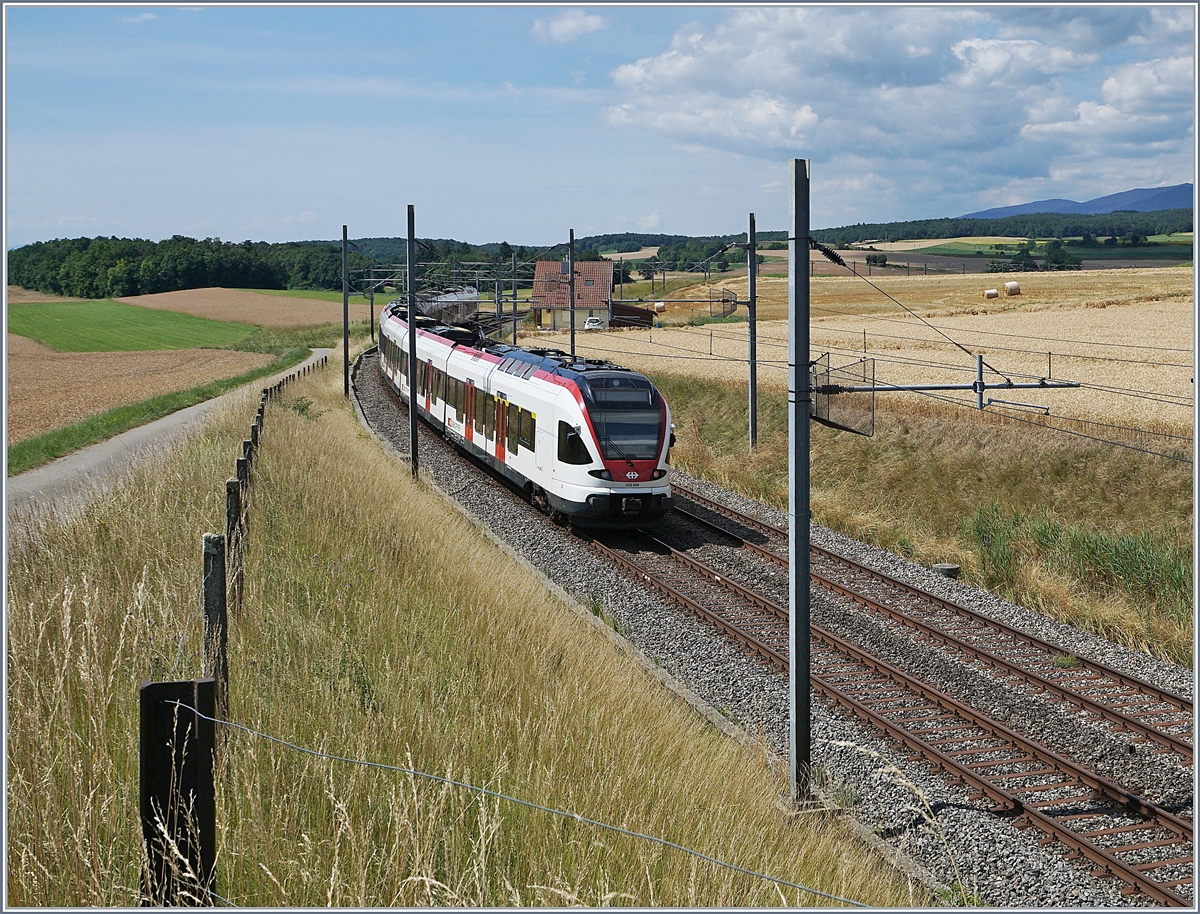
[583,374,663,460]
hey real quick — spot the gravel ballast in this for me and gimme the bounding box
[352,353,1193,908]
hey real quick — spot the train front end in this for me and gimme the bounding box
[551,370,674,526]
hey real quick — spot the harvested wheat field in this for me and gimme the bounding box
[6,333,273,442]
[115,287,371,328]
[539,267,1194,433]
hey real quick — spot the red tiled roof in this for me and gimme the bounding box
[532,259,612,309]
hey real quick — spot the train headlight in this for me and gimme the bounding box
[651,469,667,480]
[588,469,613,481]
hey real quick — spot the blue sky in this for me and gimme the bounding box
[4,4,1195,248]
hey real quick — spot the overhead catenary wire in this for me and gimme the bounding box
[808,304,1193,355]
[804,319,1193,370]
[566,334,1189,451]
[164,701,869,908]
[806,238,1012,382]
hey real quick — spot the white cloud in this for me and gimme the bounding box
[39,214,98,230]
[531,10,604,44]
[600,7,1193,221]
[118,12,157,24]
[951,38,1097,87]
[636,210,660,230]
[1101,56,1194,115]
[282,211,318,226]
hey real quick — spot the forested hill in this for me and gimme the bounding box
[8,207,1192,300]
[810,208,1192,246]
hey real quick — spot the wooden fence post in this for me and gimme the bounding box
[225,479,242,617]
[202,535,228,719]
[140,678,217,905]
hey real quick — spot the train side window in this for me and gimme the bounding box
[507,402,518,452]
[483,394,495,438]
[557,421,591,464]
[475,387,485,434]
[518,408,535,450]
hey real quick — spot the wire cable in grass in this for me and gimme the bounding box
[165,701,869,908]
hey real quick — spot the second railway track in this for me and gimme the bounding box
[589,525,1194,906]
[671,482,1194,766]
[353,354,1195,906]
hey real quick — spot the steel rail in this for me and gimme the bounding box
[593,527,1192,906]
[670,484,1194,762]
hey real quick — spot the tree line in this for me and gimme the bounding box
[12,209,1190,300]
[811,208,1192,246]
[7,235,374,300]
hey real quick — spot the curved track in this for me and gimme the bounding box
[589,525,1193,906]
[671,483,1193,765]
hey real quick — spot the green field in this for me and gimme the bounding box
[887,238,1193,260]
[236,287,348,303]
[7,300,255,352]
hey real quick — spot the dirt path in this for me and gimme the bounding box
[6,349,335,520]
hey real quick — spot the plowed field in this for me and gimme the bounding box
[6,334,273,442]
[116,287,371,327]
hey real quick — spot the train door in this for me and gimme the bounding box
[494,398,506,462]
[422,361,432,412]
[464,381,475,445]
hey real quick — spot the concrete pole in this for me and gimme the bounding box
[976,354,985,410]
[788,159,812,800]
[568,229,576,359]
[342,226,350,398]
[748,212,758,451]
[407,205,419,478]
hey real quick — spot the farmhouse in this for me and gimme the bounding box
[531,259,612,330]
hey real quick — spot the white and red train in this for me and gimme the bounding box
[378,303,674,526]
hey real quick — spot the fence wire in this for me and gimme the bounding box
[165,701,869,908]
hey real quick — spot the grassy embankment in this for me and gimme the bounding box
[6,358,927,907]
[6,300,364,474]
[655,374,1193,666]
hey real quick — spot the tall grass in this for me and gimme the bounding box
[6,355,924,906]
[654,373,1193,666]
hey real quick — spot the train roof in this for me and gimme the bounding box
[385,303,651,388]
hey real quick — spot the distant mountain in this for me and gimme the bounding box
[961,184,1193,219]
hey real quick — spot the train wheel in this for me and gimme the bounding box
[532,487,566,525]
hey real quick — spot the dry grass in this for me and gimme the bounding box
[115,288,372,328]
[656,373,1192,665]
[6,355,926,907]
[5,333,274,443]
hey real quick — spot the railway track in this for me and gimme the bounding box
[670,482,1194,766]
[588,525,1193,906]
